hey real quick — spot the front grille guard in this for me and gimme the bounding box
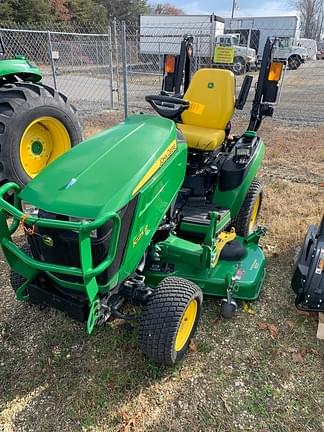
[0,182,121,334]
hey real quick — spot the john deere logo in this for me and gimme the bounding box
[42,236,54,247]
[208,82,214,89]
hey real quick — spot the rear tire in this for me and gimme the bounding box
[139,277,203,365]
[0,82,82,186]
[232,179,263,237]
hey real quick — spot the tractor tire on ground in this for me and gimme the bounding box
[288,55,302,70]
[232,56,246,75]
[10,243,31,292]
[139,276,203,365]
[0,82,82,187]
[232,179,263,237]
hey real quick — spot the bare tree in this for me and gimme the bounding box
[295,0,324,40]
[149,2,184,15]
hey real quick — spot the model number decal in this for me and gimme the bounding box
[133,224,149,247]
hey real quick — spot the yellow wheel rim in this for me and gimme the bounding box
[175,299,198,352]
[19,116,71,178]
[248,194,261,233]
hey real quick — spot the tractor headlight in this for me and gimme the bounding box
[69,216,97,238]
[21,201,38,216]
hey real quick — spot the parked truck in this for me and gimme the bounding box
[140,14,257,73]
[224,16,307,69]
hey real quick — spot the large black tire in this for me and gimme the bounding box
[0,82,82,186]
[232,56,246,75]
[10,243,31,292]
[139,277,203,365]
[288,55,302,70]
[232,179,263,237]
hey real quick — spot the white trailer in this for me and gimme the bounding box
[140,14,224,57]
[224,16,301,59]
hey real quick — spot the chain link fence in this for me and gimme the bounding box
[1,20,324,124]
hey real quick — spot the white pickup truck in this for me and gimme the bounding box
[214,33,257,75]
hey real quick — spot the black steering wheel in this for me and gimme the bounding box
[145,94,190,119]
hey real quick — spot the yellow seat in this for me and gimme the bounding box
[177,123,225,151]
[178,68,236,151]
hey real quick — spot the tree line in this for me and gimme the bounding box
[0,0,184,27]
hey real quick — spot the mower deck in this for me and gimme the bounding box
[145,234,265,301]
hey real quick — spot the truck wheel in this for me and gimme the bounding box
[139,277,203,365]
[288,55,301,70]
[0,82,82,187]
[232,179,263,237]
[232,57,246,75]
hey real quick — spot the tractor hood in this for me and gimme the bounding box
[20,115,178,219]
[0,58,42,82]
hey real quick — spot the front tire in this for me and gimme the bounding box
[232,179,263,237]
[232,56,246,75]
[288,55,301,70]
[0,82,82,186]
[139,277,203,365]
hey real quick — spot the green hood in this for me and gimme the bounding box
[20,115,178,219]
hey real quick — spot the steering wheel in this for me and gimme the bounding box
[145,94,190,119]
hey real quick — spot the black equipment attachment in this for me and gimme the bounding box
[248,38,285,131]
[292,215,324,312]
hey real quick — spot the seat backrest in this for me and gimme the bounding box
[181,68,236,130]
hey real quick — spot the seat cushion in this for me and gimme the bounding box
[177,123,225,151]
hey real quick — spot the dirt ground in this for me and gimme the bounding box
[0,112,323,432]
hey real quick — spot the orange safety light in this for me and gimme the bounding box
[268,62,283,82]
[164,55,176,73]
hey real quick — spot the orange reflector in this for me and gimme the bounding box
[268,62,283,82]
[164,55,176,73]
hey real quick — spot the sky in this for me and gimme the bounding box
[165,0,297,18]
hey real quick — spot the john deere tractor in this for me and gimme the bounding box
[0,39,284,365]
[0,36,82,186]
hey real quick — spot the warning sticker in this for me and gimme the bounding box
[213,46,235,64]
[315,248,324,274]
[188,102,205,115]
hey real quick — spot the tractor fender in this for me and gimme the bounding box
[0,58,42,82]
[212,137,265,218]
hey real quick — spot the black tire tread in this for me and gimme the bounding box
[232,179,263,237]
[139,276,203,365]
[0,81,82,186]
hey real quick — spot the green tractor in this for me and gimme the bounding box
[0,39,284,365]
[0,36,82,186]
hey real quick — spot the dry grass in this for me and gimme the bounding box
[0,114,323,432]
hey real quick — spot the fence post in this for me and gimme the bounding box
[47,31,57,89]
[121,20,128,119]
[108,25,115,109]
[113,18,121,106]
[209,13,216,67]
